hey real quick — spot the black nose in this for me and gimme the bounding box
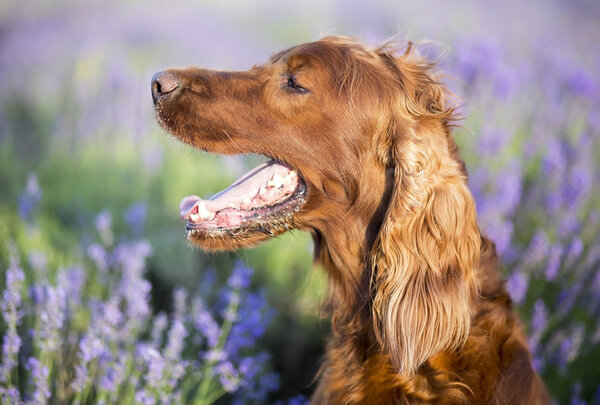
[151,71,180,104]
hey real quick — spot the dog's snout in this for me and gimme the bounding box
[152,71,180,104]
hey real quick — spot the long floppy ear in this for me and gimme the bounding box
[370,46,480,376]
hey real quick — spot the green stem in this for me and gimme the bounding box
[202,387,227,405]
[119,354,140,405]
[81,358,98,405]
[73,391,82,405]
[194,292,240,404]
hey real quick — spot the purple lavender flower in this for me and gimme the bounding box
[529,299,548,360]
[591,269,600,310]
[468,156,521,260]
[124,202,147,236]
[0,386,21,403]
[36,284,66,353]
[57,266,86,309]
[566,68,597,99]
[113,240,152,340]
[452,38,502,85]
[87,243,109,272]
[235,352,280,402]
[223,291,241,323]
[225,290,275,360]
[544,245,563,281]
[555,279,584,318]
[163,319,189,385]
[204,349,226,363]
[94,210,113,246]
[531,299,548,335]
[77,297,121,367]
[285,395,311,405]
[557,212,580,240]
[542,138,568,213]
[506,271,528,304]
[99,366,119,393]
[476,128,510,158]
[29,284,44,306]
[494,161,522,214]
[79,298,123,363]
[17,173,42,220]
[564,237,584,267]
[198,269,217,298]
[215,361,240,393]
[593,386,600,405]
[79,333,104,363]
[121,278,151,332]
[165,319,187,362]
[173,288,187,318]
[0,332,21,383]
[258,372,280,397]
[99,356,126,394]
[71,364,88,392]
[137,343,165,386]
[523,231,550,268]
[492,64,517,99]
[26,357,50,404]
[228,263,252,290]
[0,263,25,382]
[113,240,153,277]
[151,312,168,347]
[569,382,586,405]
[134,389,155,405]
[484,218,513,259]
[558,325,584,371]
[563,162,592,212]
[193,298,220,348]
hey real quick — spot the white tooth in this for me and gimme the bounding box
[189,213,199,222]
[267,173,284,188]
[259,187,267,195]
[284,171,298,181]
[197,202,212,219]
[228,203,236,208]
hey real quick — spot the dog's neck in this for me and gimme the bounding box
[312,166,396,330]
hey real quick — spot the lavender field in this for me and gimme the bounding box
[1,0,599,403]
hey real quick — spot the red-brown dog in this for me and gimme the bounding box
[152,36,549,404]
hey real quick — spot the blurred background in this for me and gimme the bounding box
[1,0,599,402]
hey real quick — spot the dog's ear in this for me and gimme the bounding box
[370,46,480,375]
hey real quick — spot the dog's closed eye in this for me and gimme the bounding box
[287,75,309,93]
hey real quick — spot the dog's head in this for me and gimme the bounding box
[153,36,480,374]
[153,36,387,251]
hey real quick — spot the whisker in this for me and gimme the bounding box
[222,129,244,155]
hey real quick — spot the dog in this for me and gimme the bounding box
[152,36,549,404]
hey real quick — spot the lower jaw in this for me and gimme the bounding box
[185,217,294,251]
[184,182,306,245]
[186,230,274,251]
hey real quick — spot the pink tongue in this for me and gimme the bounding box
[179,161,295,220]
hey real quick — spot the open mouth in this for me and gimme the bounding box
[179,159,306,237]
